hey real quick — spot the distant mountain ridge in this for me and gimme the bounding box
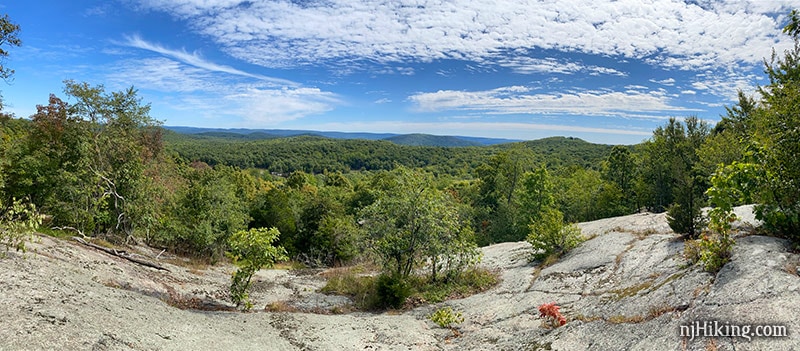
[384,133,483,147]
[164,126,519,146]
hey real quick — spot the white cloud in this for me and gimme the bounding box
[227,87,340,124]
[121,34,298,86]
[691,70,761,101]
[650,78,676,86]
[374,98,391,104]
[135,0,795,72]
[495,56,627,76]
[681,90,697,95]
[105,55,340,124]
[408,86,694,118]
[107,57,216,92]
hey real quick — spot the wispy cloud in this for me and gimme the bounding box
[105,54,340,124]
[121,34,298,86]
[691,70,762,101]
[408,86,695,118]
[496,56,627,76]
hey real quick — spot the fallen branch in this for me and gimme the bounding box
[72,237,170,272]
[52,226,87,238]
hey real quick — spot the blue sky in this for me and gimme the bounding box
[2,1,798,144]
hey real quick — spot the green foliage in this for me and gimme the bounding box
[603,145,636,212]
[161,166,249,258]
[751,38,800,240]
[429,306,464,329]
[375,273,412,309]
[474,146,537,244]
[165,133,612,179]
[683,163,761,273]
[3,82,162,238]
[527,208,584,262]
[554,167,626,223]
[637,116,710,237]
[784,9,800,38]
[0,14,21,82]
[666,187,707,238]
[250,187,298,251]
[638,117,709,216]
[227,227,288,309]
[416,268,498,303]
[517,168,554,224]
[312,213,360,266]
[698,92,757,177]
[0,197,43,254]
[684,234,734,273]
[360,167,480,280]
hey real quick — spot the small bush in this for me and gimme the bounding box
[376,274,411,309]
[527,208,584,261]
[683,233,733,273]
[429,306,464,329]
[320,267,499,311]
[227,227,288,310]
[699,233,733,272]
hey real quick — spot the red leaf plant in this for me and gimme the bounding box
[538,302,567,328]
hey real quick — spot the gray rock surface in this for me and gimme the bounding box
[1,205,797,350]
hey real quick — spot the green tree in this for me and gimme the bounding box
[698,91,758,177]
[555,167,625,222]
[527,207,583,262]
[163,166,249,258]
[750,20,800,238]
[474,146,536,243]
[3,82,163,238]
[602,145,636,212]
[637,117,709,237]
[249,187,298,253]
[0,14,21,83]
[517,167,558,225]
[227,227,288,309]
[312,213,360,266]
[360,167,479,280]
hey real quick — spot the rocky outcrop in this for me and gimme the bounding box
[0,205,797,350]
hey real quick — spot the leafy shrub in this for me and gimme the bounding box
[682,163,743,273]
[698,233,733,272]
[429,306,464,329]
[527,208,584,261]
[667,201,707,238]
[538,302,566,328]
[227,227,288,310]
[1,197,43,254]
[375,273,411,309]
